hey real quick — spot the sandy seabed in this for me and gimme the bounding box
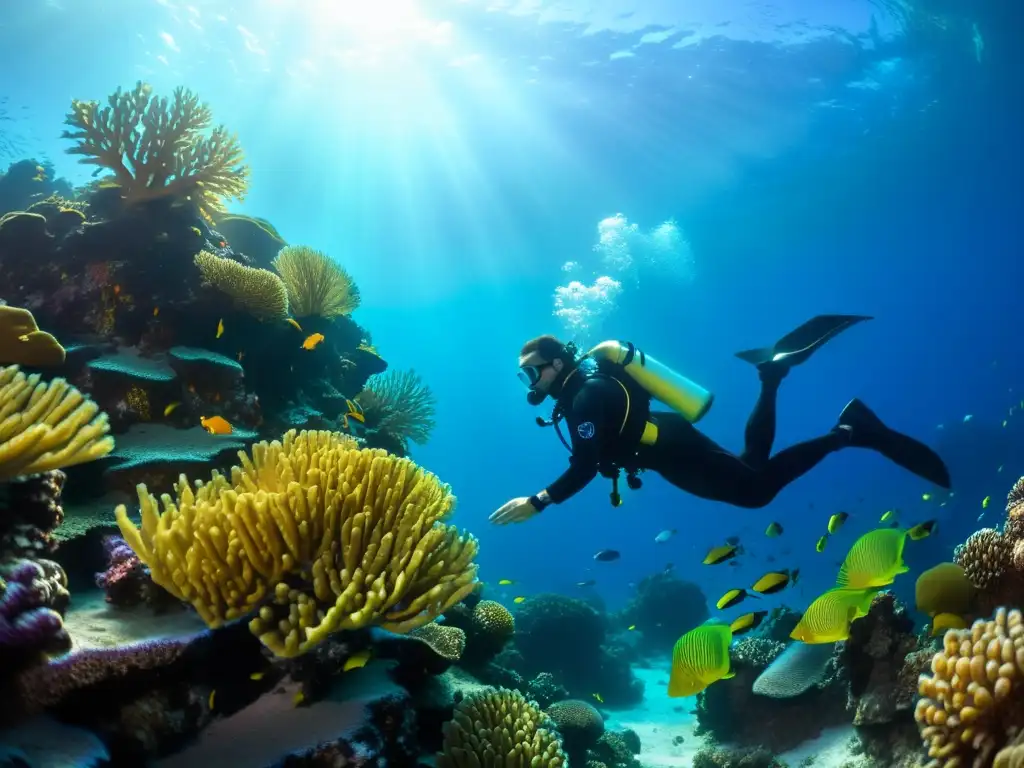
[62,589,207,650]
[606,664,863,768]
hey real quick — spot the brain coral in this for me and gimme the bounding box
[915,607,1024,767]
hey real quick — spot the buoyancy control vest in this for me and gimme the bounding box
[540,340,715,506]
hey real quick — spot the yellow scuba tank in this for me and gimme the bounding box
[587,340,714,423]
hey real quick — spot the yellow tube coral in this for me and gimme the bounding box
[272,245,360,318]
[915,607,1024,767]
[115,430,479,657]
[0,365,114,481]
[194,250,290,320]
[437,688,567,768]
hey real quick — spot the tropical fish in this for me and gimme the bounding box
[765,522,783,538]
[915,562,974,617]
[594,549,620,562]
[628,625,636,631]
[827,512,849,535]
[836,528,909,589]
[963,414,973,423]
[704,543,739,565]
[191,226,202,237]
[286,318,303,332]
[982,495,991,509]
[163,402,181,417]
[340,399,365,431]
[153,306,159,317]
[922,493,932,501]
[498,579,515,586]
[816,535,829,553]
[655,529,677,543]
[729,611,767,636]
[514,596,526,604]
[751,570,794,595]
[907,520,937,541]
[880,510,897,523]
[716,588,757,611]
[592,693,604,704]
[200,415,233,435]
[216,318,224,339]
[576,580,597,588]
[668,624,734,698]
[209,690,216,709]
[250,672,264,681]
[301,332,325,350]
[343,650,371,671]
[789,587,879,643]
[293,692,305,706]
[930,613,968,636]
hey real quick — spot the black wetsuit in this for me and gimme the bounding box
[544,368,848,509]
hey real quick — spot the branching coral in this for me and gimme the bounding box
[915,607,1024,767]
[271,245,360,319]
[62,81,248,217]
[194,250,290,320]
[0,365,114,481]
[437,688,567,768]
[114,429,480,657]
[356,369,437,454]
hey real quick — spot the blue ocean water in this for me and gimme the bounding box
[2,0,1019,628]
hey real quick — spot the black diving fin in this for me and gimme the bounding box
[736,314,873,370]
[839,398,952,489]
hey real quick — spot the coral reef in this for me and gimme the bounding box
[356,369,437,456]
[616,572,709,654]
[272,245,360,319]
[194,249,290,320]
[62,82,248,217]
[115,429,480,656]
[94,534,178,610]
[915,607,1024,767]
[546,698,605,763]
[693,746,786,768]
[437,687,566,767]
[0,559,71,665]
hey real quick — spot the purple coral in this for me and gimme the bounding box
[0,559,71,663]
[95,535,178,610]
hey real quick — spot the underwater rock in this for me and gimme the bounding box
[0,470,66,558]
[167,345,244,389]
[0,160,74,216]
[101,423,258,495]
[212,214,286,269]
[0,714,109,767]
[546,698,605,763]
[587,730,642,768]
[526,671,570,709]
[692,745,786,768]
[616,572,709,655]
[0,210,54,261]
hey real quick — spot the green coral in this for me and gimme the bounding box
[272,245,360,318]
[194,250,289,320]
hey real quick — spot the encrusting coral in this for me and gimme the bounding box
[114,429,480,657]
[437,688,567,768]
[0,306,65,367]
[0,365,115,481]
[914,607,1024,767]
[272,245,360,319]
[194,250,290,320]
[62,81,248,217]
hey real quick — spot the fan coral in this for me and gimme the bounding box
[437,688,566,768]
[114,429,480,657]
[272,245,360,318]
[356,369,437,455]
[0,365,114,481]
[915,607,1024,767]
[0,306,65,366]
[194,250,290,320]
[62,81,248,217]
[954,528,1011,591]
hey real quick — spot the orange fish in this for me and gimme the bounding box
[113,284,121,296]
[200,415,233,435]
[301,333,325,351]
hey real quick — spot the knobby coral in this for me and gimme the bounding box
[0,365,114,481]
[272,245,360,319]
[356,369,437,453]
[115,429,480,657]
[915,607,1024,767]
[437,688,567,768]
[62,81,248,216]
[194,250,290,320]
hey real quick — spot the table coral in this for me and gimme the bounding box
[62,82,248,218]
[115,429,480,657]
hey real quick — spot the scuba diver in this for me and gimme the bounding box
[489,315,951,525]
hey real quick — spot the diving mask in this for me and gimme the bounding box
[518,363,550,389]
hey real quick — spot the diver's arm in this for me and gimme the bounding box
[535,383,608,506]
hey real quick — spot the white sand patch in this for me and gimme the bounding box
[778,724,864,767]
[62,589,206,650]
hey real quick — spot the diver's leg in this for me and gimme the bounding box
[740,368,785,468]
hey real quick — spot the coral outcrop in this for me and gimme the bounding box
[115,429,480,656]
[617,572,709,654]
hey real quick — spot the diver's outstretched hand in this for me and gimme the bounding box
[489,496,541,525]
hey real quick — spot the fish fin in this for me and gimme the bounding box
[721,670,735,680]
